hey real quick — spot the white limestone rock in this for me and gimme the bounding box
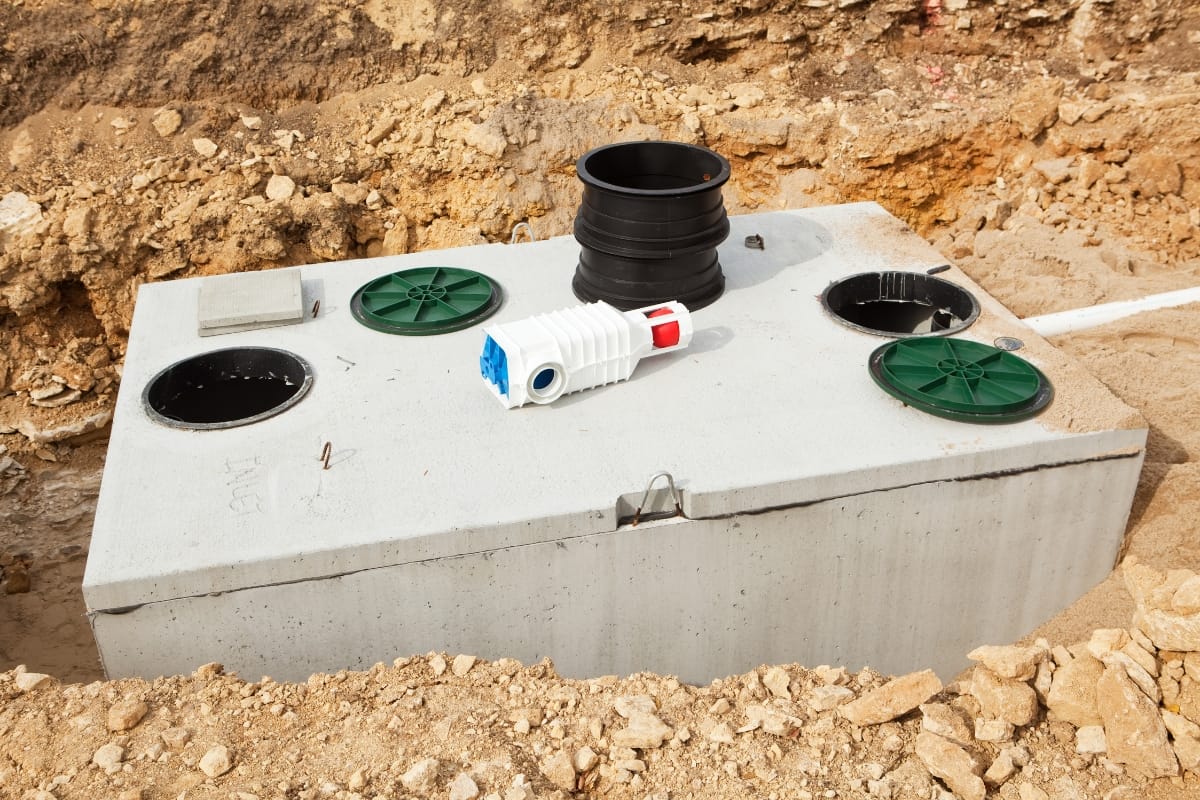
[192,137,218,158]
[265,175,296,201]
[920,703,973,747]
[967,644,1047,681]
[1096,664,1177,778]
[915,732,985,800]
[612,712,673,749]
[970,666,1038,727]
[152,109,182,137]
[839,670,942,726]
[199,745,233,778]
[401,758,440,794]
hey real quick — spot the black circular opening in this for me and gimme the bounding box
[578,141,731,195]
[143,347,313,430]
[820,271,979,337]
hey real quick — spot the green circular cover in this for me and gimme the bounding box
[350,267,502,335]
[868,337,1053,423]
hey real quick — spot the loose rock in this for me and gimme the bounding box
[161,727,191,751]
[1076,725,1107,754]
[1100,651,1160,702]
[106,698,149,731]
[983,750,1017,788]
[1018,783,1049,800]
[809,685,855,711]
[615,695,657,717]
[920,703,973,747]
[574,746,599,772]
[974,717,1014,742]
[839,669,942,726]
[745,704,795,735]
[915,732,985,800]
[401,758,440,793]
[1033,158,1073,185]
[1010,77,1065,138]
[763,666,790,698]
[1174,734,1200,773]
[967,644,1046,681]
[192,137,218,158]
[451,654,477,676]
[30,389,82,409]
[0,191,42,245]
[540,751,575,791]
[1126,561,1200,651]
[17,409,113,444]
[265,175,296,201]
[62,206,93,240]
[199,745,233,778]
[1163,709,1200,741]
[1088,629,1131,659]
[1096,664,1177,778]
[365,117,397,145]
[1046,652,1104,727]
[970,666,1038,727]
[1125,151,1183,198]
[449,772,480,800]
[14,669,51,692]
[707,722,735,743]
[151,109,182,137]
[92,743,125,774]
[1120,640,1158,677]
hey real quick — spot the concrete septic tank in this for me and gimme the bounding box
[84,202,1147,683]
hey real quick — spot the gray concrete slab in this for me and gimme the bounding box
[197,267,303,336]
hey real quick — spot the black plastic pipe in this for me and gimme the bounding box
[573,141,731,311]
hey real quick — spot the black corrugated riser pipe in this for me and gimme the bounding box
[572,141,731,311]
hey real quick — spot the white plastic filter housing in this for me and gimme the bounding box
[480,300,693,408]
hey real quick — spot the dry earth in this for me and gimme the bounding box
[3,0,1200,798]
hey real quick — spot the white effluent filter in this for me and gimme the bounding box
[84,203,1148,683]
[481,301,693,408]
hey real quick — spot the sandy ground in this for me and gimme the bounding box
[3,0,1200,797]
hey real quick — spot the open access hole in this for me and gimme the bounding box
[143,347,313,430]
[578,140,730,193]
[820,271,979,337]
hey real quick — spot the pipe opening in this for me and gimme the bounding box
[143,347,313,430]
[821,271,979,337]
[578,141,730,194]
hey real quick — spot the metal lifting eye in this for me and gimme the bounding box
[631,471,683,527]
[510,221,536,244]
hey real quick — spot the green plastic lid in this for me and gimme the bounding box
[350,266,502,335]
[868,337,1053,423]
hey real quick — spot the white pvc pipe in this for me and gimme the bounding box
[1023,286,1200,337]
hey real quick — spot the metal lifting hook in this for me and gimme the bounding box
[510,221,536,244]
[631,471,683,527]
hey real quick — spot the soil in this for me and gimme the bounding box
[3,0,1200,798]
